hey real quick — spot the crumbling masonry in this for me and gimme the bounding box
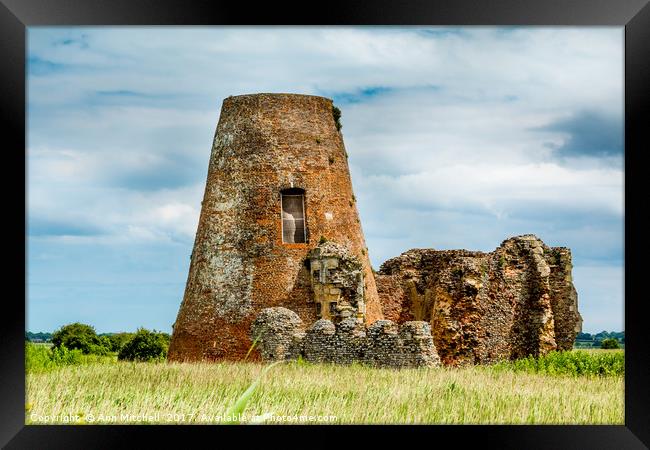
[168,93,582,367]
[375,235,582,366]
[250,307,440,368]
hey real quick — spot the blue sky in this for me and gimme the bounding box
[27,27,624,334]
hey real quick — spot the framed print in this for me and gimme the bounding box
[2,0,649,448]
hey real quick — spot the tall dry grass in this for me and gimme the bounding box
[26,357,623,425]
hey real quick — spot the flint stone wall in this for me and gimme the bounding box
[250,307,305,360]
[250,307,440,368]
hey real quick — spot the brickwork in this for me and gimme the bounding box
[168,94,382,362]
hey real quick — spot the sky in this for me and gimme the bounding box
[26,27,624,334]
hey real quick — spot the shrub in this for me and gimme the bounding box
[25,343,53,372]
[51,322,111,355]
[600,338,620,349]
[118,328,168,362]
[50,344,84,367]
[332,105,342,131]
[106,332,136,352]
[88,341,111,356]
[25,342,83,373]
[159,332,171,346]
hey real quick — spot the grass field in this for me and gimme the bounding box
[25,348,624,425]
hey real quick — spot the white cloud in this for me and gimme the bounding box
[28,26,624,247]
[27,26,624,332]
[355,162,622,218]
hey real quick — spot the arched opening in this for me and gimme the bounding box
[281,188,306,243]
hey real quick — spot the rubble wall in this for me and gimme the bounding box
[251,307,441,368]
[375,235,582,366]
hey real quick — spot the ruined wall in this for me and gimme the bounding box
[308,240,366,324]
[251,307,441,368]
[249,307,305,361]
[546,247,582,351]
[168,93,382,362]
[375,235,582,366]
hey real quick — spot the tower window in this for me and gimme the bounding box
[281,189,306,243]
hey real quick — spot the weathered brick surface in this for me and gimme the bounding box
[375,235,582,366]
[168,94,382,362]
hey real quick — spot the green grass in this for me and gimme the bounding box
[25,349,624,425]
[25,342,117,373]
[492,349,624,377]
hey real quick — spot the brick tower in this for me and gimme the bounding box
[168,93,383,362]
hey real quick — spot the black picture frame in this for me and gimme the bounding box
[2,1,648,448]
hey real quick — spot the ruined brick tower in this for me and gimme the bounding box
[168,93,383,362]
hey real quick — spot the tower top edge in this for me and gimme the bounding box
[223,93,334,103]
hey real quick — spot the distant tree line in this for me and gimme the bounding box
[575,331,624,349]
[25,331,53,342]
